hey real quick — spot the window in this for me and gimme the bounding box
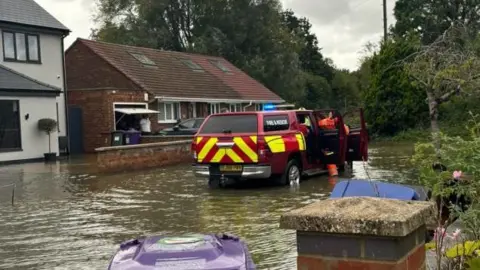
[209,59,231,73]
[199,115,258,134]
[179,119,195,128]
[113,103,148,130]
[180,58,203,71]
[263,115,290,132]
[193,119,205,128]
[158,102,180,122]
[0,100,21,151]
[2,31,40,62]
[129,52,156,66]
[255,104,263,111]
[229,103,243,112]
[208,103,221,115]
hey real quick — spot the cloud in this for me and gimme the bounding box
[36,0,397,70]
[35,0,96,48]
[282,0,398,70]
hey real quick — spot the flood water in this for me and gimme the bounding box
[0,142,416,270]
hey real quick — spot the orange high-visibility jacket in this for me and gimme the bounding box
[319,118,350,135]
[318,118,335,129]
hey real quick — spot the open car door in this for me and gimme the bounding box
[343,108,368,162]
[313,109,346,166]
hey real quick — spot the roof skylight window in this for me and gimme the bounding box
[209,59,231,73]
[129,52,156,66]
[179,59,203,71]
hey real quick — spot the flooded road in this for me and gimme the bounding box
[0,142,416,270]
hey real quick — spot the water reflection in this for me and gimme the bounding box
[0,142,415,270]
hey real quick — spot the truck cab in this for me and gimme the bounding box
[191,109,368,188]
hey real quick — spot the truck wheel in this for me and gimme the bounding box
[208,177,222,189]
[279,159,301,186]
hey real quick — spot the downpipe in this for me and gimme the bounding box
[243,101,253,111]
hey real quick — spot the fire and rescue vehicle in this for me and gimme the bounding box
[191,105,368,188]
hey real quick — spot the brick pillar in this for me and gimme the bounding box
[280,197,436,270]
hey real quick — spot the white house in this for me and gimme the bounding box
[0,0,70,163]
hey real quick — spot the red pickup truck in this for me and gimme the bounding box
[191,109,368,188]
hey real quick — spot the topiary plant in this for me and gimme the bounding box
[38,118,57,153]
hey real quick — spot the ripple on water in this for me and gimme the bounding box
[0,144,414,269]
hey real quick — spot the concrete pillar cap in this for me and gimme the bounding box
[280,197,436,237]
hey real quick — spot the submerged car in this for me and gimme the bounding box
[159,118,205,135]
[108,233,256,270]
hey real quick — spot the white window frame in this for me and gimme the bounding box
[255,103,263,111]
[158,101,181,123]
[190,102,197,118]
[229,103,243,112]
[208,103,221,115]
[112,102,148,129]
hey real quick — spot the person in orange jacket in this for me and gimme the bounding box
[318,111,349,134]
[318,111,335,129]
[318,111,350,177]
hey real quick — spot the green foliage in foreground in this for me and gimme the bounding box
[413,114,480,269]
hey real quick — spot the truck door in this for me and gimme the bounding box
[343,108,368,162]
[313,110,346,166]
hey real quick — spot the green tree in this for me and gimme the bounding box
[92,0,305,103]
[91,0,363,110]
[280,10,338,108]
[330,69,361,112]
[404,24,480,151]
[353,42,377,94]
[362,35,428,135]
[392,0,480,44]
[281,10,334,82]
[301,73,332,109]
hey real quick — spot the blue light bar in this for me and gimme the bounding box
[263,104,275,111]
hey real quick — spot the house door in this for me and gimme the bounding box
[68,106,84,154]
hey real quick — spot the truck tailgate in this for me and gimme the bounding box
[196,135,258,163]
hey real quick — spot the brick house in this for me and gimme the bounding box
[65,38,284,153]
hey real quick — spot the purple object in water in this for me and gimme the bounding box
[108,233,256,270]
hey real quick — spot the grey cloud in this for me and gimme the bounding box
[50,0,93,10]
[48,0,399,70]
[283,0,398,69]
[283,0,352,25]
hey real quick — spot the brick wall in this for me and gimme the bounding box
[280,197,435,270]
[68,90,149,152]
[141,135,194,144]
[65,40,265,153]
[66,40,140,91]
[297,230,426,269]
[96,140,192,172]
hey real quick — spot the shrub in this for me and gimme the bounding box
[412,112,480,269]
[37,118,57,153]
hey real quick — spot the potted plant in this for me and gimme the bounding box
[37,118,57,162]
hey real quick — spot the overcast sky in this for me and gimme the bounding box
[35,0,397,71]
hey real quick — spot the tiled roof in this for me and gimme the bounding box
[0,64,61,92]
[0,0,69,32]
[77,39,283,102]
